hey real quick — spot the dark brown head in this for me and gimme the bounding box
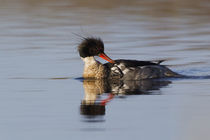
[78,37,104,58]
[78,37,115,63]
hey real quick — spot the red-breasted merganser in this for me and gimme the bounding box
[78,37,182,80]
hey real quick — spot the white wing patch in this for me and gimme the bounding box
[122,67,136,75]
[123,68,130,74]
[118,63,125,69]
[111,66,118,71]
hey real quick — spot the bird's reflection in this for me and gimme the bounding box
[80,78,171,122]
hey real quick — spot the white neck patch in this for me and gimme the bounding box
[81,57,99,66]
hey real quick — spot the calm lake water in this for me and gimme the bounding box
[1,0,210,139]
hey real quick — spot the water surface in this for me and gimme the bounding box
[1,0,210,140]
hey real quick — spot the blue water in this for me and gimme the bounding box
[1,0,210,140]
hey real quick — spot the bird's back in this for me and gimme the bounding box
[104,59,181,80]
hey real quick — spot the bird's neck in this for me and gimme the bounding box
[81,57,106,79]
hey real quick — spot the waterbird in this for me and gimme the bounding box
[78,37,182,80]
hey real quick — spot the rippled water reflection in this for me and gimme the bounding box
[1,0,210,140]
